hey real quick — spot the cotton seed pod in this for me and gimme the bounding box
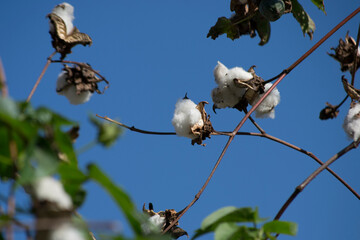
[343,102,360,141]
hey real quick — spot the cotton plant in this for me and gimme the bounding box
[211,61,280,119]
[172,95,213,145]
[56,70,93,105]
[343,102,360,141]
[33,176,73,210]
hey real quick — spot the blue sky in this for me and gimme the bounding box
[0,1,359,239]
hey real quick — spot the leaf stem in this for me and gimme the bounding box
[0,58,8,98]
[26,51,57,102]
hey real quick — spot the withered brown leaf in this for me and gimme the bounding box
[191,101,214,146]
[319,102,339,120]
[48,13,92,59]
[341,76,360,101]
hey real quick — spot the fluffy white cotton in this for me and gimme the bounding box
[56,71,92,105]
[142,215,165,234]
[212,86,244,109]
[33,176,72,210]
[250,83,280,119]
[343,103,360,141]
[51,2,75,35]
[172,98,203,139]
[214,61,229,86]
[51,224,85,240]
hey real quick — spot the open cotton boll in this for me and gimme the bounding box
[214,61,229,86]
[251,83,280,119]
[172,98,203,139]
[142,215,165,234]
[227,66,253,82]
[51,2,75,35]
[56,71,92,105]
[51,224,85,240]
[33,176,72,210]
[212,86,242,109]
[343,103,360,141]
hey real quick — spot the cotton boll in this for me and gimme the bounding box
[51,224,85,240]
[142,215,165,234]
[51,2,75,35]
[251,83,280,119]
[343,103,360,141]
[227,67,253,82]
[172,98,203,139]
[214,61,229,86]
[211,86,242,109]
[56,71,92,105]
[33,176,72,210]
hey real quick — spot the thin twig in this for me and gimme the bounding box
[334,95,349,110]
[351,23,360,86]
[96,115,176,135]
[6,184,16,240]
[274,138,360,221]
[163,7,360,233]
[243,108,266,134]
[0,58,8,97]
[97,114,359,199]
[26,51,57,102]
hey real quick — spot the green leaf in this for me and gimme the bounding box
[214,222,239,240]
[0,98,19,118]
[87,164,143,236]
[207,17,240,40]
[311,0,326,14]
[193,207,264,240]
[253,13,271,46]
[262,220,298,236]
[59,163,88,207]
[89,115,122,148]
[291,0,316,40]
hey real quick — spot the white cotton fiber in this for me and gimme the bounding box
[33,176,72,210]
[56,71,92,105]
[214,61,229,86]
[172,98,203,139]
[343,103,360,141]
[51,2,75,35]
[251,83,280,119]
[51,224,85,240]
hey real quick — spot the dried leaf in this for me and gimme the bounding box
[207,17,240,40]
[56,64,108,96]
[66,126,80,142]
[342,76,360,101]
[328,33,360,72]
[48,13,92,59]
[191,101,214,146]
[319,102,339,120]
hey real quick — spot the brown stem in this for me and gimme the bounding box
[26,51,57,102]
[335,95,349,110]
[274,139,360,221]
[6,185,15,240]
[351,23,360,86]
[215,131,360,199]
[95,115,176,135]
[0,58,8,97]
[243,108,266,134]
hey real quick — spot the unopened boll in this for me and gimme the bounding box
[56,71,92,105]
[50,2,75,35]
[172,98,203,139]
[343,103,360,141]
[250,83,280,119]
[33,176,72,210]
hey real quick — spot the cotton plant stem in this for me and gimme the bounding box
[163,8,360,234]
[97,114,359,199]
[26,51,57,102]
[335,95,349,110]
[0,58,8,97]
[351,23,360,86]
[274,139,360,221]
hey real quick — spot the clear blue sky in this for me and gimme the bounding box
[0,1,359,240]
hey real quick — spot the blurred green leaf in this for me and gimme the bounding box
[214,222,239,240]
[0,214,12,229]
[87,164,143,236]
[311,0,326,13]
[53,127,77,165]
[262,220,298,236]
[89,115,122,148]
[291,0,315,39]
[207,17,240,40]
[193,207,264,240]
[59,163,88,207]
